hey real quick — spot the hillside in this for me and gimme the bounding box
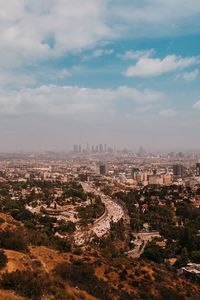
[0,213,199,300]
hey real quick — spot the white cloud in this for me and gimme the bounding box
[0,0,112,67]
[1,1,200,68]
[115,86,164,104]
[2,0,200,68]
[193,100,200,109]
[159,109,177,117]
[93,49,114,58]
[113,0,200,22]
[121,49,155,60]
[110,0,200,37]
[0,85,164,116]
[53,69,71,79]
[124,55,199,77]
[0,72,36,87]
[136,105,152,113]
[0,68,71,88]
[176,69,199,82]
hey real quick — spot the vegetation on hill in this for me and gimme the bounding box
[0,180,200,299]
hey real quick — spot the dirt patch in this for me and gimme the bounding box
[29,246,69,272]
[0,250,32,274]
[95,264,107,281]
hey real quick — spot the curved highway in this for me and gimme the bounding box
[74,183,126,245]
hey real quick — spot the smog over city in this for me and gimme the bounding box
[0,1,200,152]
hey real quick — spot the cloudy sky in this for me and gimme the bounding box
[1,0,200,151]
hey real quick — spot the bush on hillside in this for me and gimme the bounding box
[0,250,8,269]
[0,230,28,252]
[0,270,51,300]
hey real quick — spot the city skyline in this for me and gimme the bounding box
[1,1,200,151]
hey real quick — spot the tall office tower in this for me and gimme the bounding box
[99,163,108,175]
[196,163,200,176]
[173,164,184,177]
[131,167,139,179]
[138,146,146,156]
[91,145,95,153]
[108,147,113,153]
[163,174,172,185]
[104,144,107,152]
[99,144,103,153]
[95,145,99,153]
[86,142,89,152]
[73,145,78,153]
[78,145,82,153]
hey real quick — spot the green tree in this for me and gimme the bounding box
[142,243,166,263]
[175,247,189,268]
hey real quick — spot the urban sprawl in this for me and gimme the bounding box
[0,147,200,283]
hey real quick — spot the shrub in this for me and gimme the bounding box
[0,230,28,252]
[0,270,51,300]
[28,230,50,246]
[10,208,33,222]
[190,251,200,263]
[56,221,76,234]
[52,236,71,252]
[0,250,8,269]
[142,243,166,263]
[73,247,82,255]
[54,263,110,300]
[0,217,5,224]
[158,285,184,300]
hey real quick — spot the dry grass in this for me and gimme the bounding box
[0,250,31,274]
[0,290,27,300]
[0,213,21,231]
[29,246,68,273]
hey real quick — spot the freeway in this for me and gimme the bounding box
[74,183,126,245]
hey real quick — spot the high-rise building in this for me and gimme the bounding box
[173,164,184,177]
[131,167,139,179]
[138,146,146,156]
[107,147,113,153]
[163,174,172,185]
[99,163,108,175]
[73,145,78,153]
[196,163,200,176]
[99,144,103,153]
[148,175,163,185]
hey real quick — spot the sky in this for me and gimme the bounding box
[1,0,200,152]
